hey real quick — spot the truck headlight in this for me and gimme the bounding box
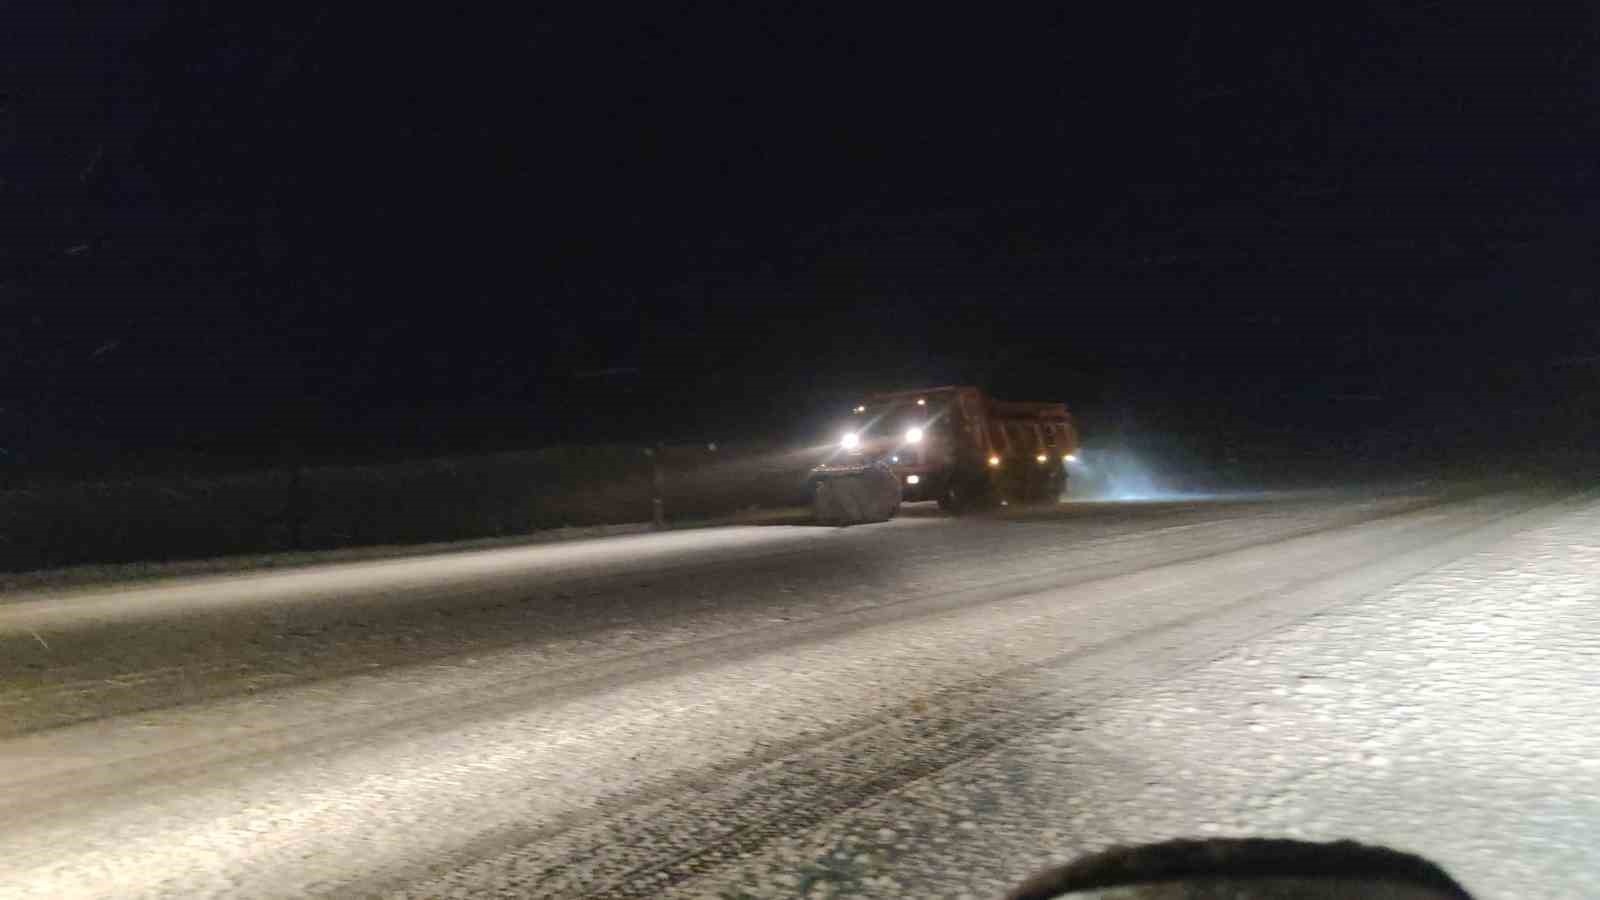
[905,427,924,443]
[1036,453,1048,464]
[988,455,1001,467]
[841,432,860,449]
[906,474,920,485]
[1064,452,1079,462]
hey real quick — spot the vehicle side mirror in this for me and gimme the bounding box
[1007,839,1473,900]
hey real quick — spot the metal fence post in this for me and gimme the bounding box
[647,445,666,529]
[286,464,305,550]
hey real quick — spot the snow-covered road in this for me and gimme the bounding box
[1,485,1594,898]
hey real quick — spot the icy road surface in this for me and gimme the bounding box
[0,485,1596,898]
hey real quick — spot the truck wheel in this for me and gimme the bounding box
[940,478,988,514]
[938,483,962,513]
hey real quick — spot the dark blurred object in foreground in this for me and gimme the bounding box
[1009,838,1474,899]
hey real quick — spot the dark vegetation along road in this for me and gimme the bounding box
[2,482,1597,898]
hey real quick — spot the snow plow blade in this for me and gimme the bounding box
[810,464,900,526]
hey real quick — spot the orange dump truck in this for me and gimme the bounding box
[811,385,1080,517]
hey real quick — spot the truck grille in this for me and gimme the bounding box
[894,447,924,466]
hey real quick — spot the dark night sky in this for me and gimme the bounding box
[5,4,1598,469]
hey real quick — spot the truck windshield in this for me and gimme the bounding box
[860,401,949,438]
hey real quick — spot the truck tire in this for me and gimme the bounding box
[937,483,963,513]
[939,475,990,514]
